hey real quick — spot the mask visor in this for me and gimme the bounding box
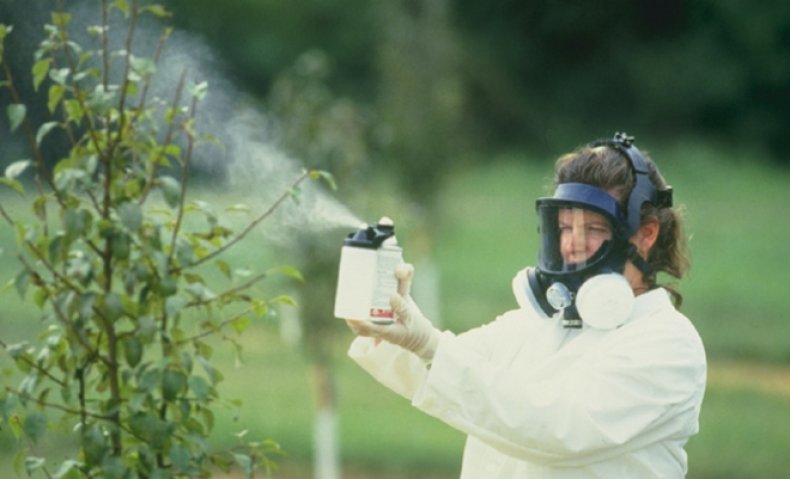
[536,183,626,277]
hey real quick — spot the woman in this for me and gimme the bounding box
[346,133,706,478]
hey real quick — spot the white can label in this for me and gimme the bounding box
[370,246,402,319]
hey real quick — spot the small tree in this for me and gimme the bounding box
[0,1,328,477]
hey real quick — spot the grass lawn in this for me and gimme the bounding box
[1,139,789,477]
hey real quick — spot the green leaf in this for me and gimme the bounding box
[7,103,26,132]
[5,159,31,179]
[117,201,142,231]
[162,368,187,401]
[137,315,157,342]
[251,299,269,317]
[102,292,124,321]
[0,177,24,195]
[63,207,91,240]
[129,55,156,78]
[169,444,190,472]
[49,67,69,85]
[288,185,302,203]
[271,265,304,282]
[231,316,251,334]
[48,234,67,264]
[33,288,48,308]
[86,84,115,113]
[185,283,216,302]
[33,195,47,220]
[53,460,83,479]
[102,456,130,479]
[233,453,254,479]
[188,375,212,401]
[162,143,181,159]
[32,58,51,91]
[215,259,232,279]
[142,4,172,18]
[0,24,12,62]
[113,0,130,17]
[111,233,130,261]
[51,12,72,28]
[48,84,65,113]
[36,121,59,146]
[270,295,298,307]
[86,25,106,37]
[14,222,28,248]
[23,412,47,443]
[197,356,223,384]
[309,169,338,191]
[225,203,251,214]
[63,99,83,123]
[189,81,208,101]
[13,449,25,476]
[25,456,46,475]
[14,269,28,298]
[48,234,64,262]
[164,295,185,316]
[123,80,138,96]
[158,176,181,207]
[0,392,17,421]
[82,424,109,464]
[122,336,142,368]
[54,167,88,192]
[140,369,162,392]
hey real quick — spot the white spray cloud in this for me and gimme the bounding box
[223,108,366,242]
[62,3,365,241]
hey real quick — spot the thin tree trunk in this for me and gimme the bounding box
[312,361,340,479]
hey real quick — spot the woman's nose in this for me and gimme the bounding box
[571,226,586,251]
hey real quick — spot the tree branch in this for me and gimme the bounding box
[0,339,67,387]
[167,83,197,264]
[138,67,189,205]
[176,307,254,345]
[177,170,311,273]
[16,252,113,369]
[5,385,116,422]
[0,201,15,226]
[184,272,268,309]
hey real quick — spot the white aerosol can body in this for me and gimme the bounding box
[334,217,403,324]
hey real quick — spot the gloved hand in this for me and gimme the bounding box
[346,263,440,362]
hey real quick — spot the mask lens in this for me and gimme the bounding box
[537,205,615,275]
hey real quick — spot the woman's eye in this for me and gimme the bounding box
[586,225,610,235]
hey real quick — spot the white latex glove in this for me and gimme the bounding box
[346,263,440,361]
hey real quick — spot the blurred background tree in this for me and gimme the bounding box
[4,0,788,169]
[158,0,789,162]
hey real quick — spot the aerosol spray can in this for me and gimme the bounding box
[334,217,403,325]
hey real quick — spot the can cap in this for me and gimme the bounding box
[344,216,396,248]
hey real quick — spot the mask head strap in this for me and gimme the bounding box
[589,132,673,236]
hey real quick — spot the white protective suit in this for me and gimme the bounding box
[348,268,707,478]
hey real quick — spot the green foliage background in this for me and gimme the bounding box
[160,0,790,160]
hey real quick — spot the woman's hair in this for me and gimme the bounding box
[554,144,690,306]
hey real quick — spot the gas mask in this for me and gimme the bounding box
[527,132,673,329]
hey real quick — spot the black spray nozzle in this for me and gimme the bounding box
[344,216,396,248]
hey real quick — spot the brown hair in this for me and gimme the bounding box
[554,145,690,306]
